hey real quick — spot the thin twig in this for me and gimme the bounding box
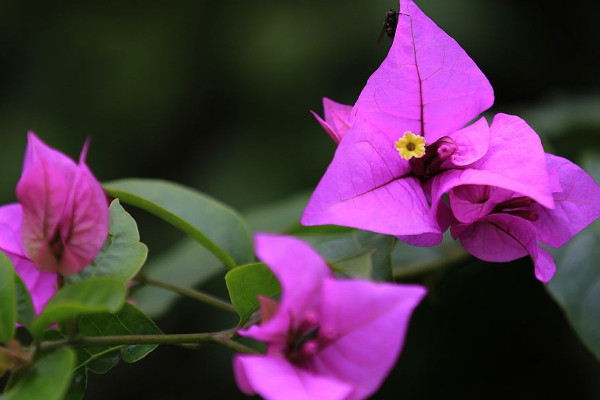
[39,329,258,354]
[136,274,236,314]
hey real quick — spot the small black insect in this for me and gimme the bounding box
[377,9,400,43]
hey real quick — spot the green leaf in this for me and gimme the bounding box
[0,347,75,400]
[547,221,600,361]
[66,199,148,284]
[77,302,163,368]
[132,239,223,318]
[244,191,350,235]
[31,278,126,338]
[14,275,35,328]
[302,230,395,281]
[544,154,600,361]
[0,252,16,343]
[85,352,120,375]
[245,192,311,233]
[225,263,281,325]
[515,96,600,140]
[63,367,87,400]
[391,231,467,280]
[580,152,600,183]
[103,179,253,268]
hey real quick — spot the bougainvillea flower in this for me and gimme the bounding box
[234,234,426,400]
[15,132,109,276]
[0,204,56,314]
[310,98,353,144]
[302,0,499,244]
[448,154,600,283]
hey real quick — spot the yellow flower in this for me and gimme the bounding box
[395,131,426,160]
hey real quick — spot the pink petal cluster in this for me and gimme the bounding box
[234,234,426,400]
[447,154,600,283]
[0,133,109,313]
[16,132,109,275]
[303,0,600,281]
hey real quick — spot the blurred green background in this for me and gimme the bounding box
[1,0,600,398]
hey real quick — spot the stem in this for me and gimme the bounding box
[137,274,236,314]
[211,337,258,354]
[39,331,258,354]
[64,318,79,341]
[393,250,470,280]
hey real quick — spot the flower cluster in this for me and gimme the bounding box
[234,234,426,400]
[0,133,109,313]
[303,0,600,283]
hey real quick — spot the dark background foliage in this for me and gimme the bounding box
[1,0,599,398]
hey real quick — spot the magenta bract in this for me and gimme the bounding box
[234,234,426,400]
[311,98,353,145]
[350,0,493,141]
[16,132,109,276]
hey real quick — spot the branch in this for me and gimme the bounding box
[136,274,237,314]
[39,330,258,354]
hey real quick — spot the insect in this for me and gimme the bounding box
[377,9,400,43]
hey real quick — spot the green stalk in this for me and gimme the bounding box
[39,330,257,354]
[136,274,236,314]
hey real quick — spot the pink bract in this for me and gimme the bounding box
[16,132,109,275]
[234,234,426,400]
[311,98,353,144]
[350,1,493,141]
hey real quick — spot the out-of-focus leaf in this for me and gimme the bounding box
[225,263,280,325]
[66,200,148,284]
[302,230,394,281]
[103,179,253,268]
[547,220,600,361]
[0,347,75,400]
[515,96,600,140]
[31,278,126,338]
[132,239,223,318]
[547,154,600,361]
[0,253,16,342]
[244,191,351,236]
[245,192,310,233]
[14,275,34,328]
[580,152,600,183]
[392,232,467,280]
[63,367,87,400]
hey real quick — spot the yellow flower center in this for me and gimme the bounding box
[395,131,426,160]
